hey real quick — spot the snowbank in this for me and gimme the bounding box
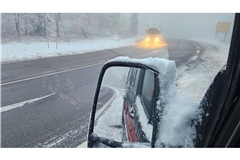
[176,40,230,103]
[1,37,141,62]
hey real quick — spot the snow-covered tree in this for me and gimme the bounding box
[96,14,109,32]
[21,13,47,36]
[108,13,121,35]
[119,14,129,38]
[80,13,91,38]
[14,13,20,37]
[34,13,47,36]
[128,13,138,37]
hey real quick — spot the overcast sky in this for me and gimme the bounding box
[138,13,235,42]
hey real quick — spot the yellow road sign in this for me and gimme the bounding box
[216,22,231,33]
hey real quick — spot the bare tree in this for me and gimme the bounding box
[80,13,91,38]
[14,13,20,37]
[22,13,33,36]
[95,13,111,32]
[108,13,121,35]
[23,13,29,36]
[119,14,129,38]
[54,13,61,37]
[97,16,107,32]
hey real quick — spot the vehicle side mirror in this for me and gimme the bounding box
[87,61,160,148]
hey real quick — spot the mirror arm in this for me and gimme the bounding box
[89,133,123,148]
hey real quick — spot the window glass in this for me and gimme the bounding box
[141,70,155,120]
[129,68,138,87]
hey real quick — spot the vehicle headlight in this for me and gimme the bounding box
[155,38,159,42]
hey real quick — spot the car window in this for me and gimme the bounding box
[128,68,138,87]
[140,70,155,121]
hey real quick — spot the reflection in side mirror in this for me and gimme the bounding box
[88,62,159,148]
[94,66,129,145]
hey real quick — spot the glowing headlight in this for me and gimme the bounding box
[155,38,159,42]
[146,38,150,41]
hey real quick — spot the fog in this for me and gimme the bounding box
[102,67,129,89]
[138,13,235,42]
[1,13,235,43]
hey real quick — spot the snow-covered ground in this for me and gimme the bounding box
[176,40,229,103]
[1,36,141,62]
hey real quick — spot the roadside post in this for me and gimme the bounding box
[215,22,231,42]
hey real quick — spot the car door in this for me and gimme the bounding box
[123,68,156,143]
[135,69,156,143]
[123,67,140,142]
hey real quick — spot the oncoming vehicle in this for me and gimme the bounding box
[87,13,240,148]
[144,27,163,44]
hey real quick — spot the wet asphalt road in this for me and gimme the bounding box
[1,38,206,147]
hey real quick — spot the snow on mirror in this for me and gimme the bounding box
[93,66,157,148]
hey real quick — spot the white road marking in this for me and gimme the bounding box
[1,93,55,113]
[191,55,198,61]
[176,44,200,78]
[95,91,116,119]
[176,66,188,78]
[139,48,169,60]
[1,61,106,86]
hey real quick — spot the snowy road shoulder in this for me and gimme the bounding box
[176,40,230,103]
[1,37,141,63]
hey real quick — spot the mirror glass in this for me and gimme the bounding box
[93,66,157,147]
